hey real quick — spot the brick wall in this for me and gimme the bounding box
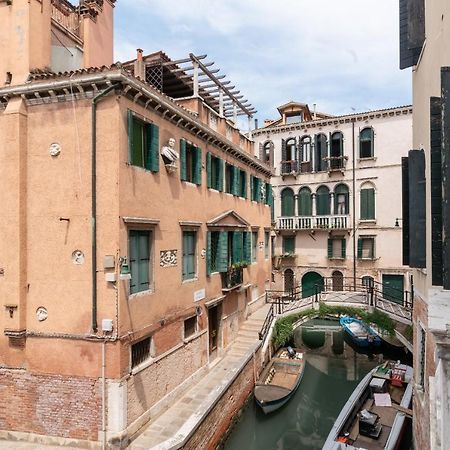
[127,332,207,425]
[183,348,262,450]
[0,370,101,441]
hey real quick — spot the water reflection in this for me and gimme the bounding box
[222,318,411,450]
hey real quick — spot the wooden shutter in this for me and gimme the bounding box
[259,142,264,161]
[206,152,212,188]
[401,157,410,266]
[357,238,363,259]
[194,146,202,185]
[217,231,228,272]
[127,110,134,164]
[367,189,375,219]
[243,231,251,264]
[341,239,346,259]
[250,175,254,201]
[129,231,138,294]
[281,139,287,162]
[327,239,333,258]
[241,171,247,198]
[232,166,239,195]
[147,123,159,172]
[284,236,294,254]
[399,0,425,70]
[206,231,212,276]
[266,183,272,206]
[217,158,224,191]
[408,149,426,268]
[182,231,195,279]
[138,231,150,292]
[232,232,243,264]
[180,139,187,181]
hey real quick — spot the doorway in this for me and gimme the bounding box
[284,268,294,293]
[301,271,324,298]
[208,304,222,360]
[332,270,344,291]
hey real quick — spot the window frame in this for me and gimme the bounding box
[251,230,258,263]
[129,228,154,296]
[358,236,376,260]
[359,127,375,159]
[328,237,346,259]
[183,315,198,340]
[182,229,197,282]
[131,335,154,370]
[282,235,295,255]
[360,186,376,220]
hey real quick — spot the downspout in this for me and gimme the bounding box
[91,83,119,332]
[352,119,357,290]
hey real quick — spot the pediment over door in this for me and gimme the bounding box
[206,210,250,229]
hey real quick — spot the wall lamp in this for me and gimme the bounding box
[119,257,131,280]
[395,218,403,227]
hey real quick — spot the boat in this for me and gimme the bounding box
[340,316,382,348]
[323,361,413,450]
[254,347,305,414]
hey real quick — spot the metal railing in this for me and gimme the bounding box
[221,267,243,290]
[277,214,349,230]
[280,160,298,174]
[325,156,348,171]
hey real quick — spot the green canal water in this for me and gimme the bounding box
[222,318,412,450]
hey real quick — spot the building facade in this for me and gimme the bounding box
[0,1,272,447]
[252,101,412,299]
[399,1,450,449]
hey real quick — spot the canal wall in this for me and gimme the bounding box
[183,346,265,450]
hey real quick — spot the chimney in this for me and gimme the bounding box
[313,103,317,120]
[254,118,259,130]
[134,49,145,80]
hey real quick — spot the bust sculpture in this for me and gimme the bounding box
[161,138,179,165]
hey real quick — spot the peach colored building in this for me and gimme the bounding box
[0,1,272,447]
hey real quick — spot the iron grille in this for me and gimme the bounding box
[131,337,151,368]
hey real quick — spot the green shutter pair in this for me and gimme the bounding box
[232,166,240,196]
[182,231,196,280]
[283,236,295,254]
[243,231,251,264]
[127,110,159,172]
[206,231,228,275]
[206,152,223,190]
[232,231,244,264]
[265,183,273,205]
[180,139,202,184]
[241,170,247,198]
[360,189,375,219]
[327,238,346,258]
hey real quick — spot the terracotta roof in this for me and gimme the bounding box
[27,63,128,81]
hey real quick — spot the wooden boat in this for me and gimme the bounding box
[323,361,413,450]
[340,316,381,348]
[254,347,305,414]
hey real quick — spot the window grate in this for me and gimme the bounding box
[145,64,163,92]
[131,337,151,368]
[184,316,197,339]
[210,232,220,273]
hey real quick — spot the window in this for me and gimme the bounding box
[299,136,312,173]
[298,187,312,216]
[357,237,375,260]
[330,132,344,169]
[225,163,234,194]
[207,231,220,274]
[316,185,330,216]
[251,176,262,202]
[252,231,258,262]
[206,153,223,191]
[286,113,302,124]
[360,127,374,158]
[264,231,270,259]
[281,188,295,217]
[334,184,349,215]
[314,134,327,172]
[362,276,374,288]
[131,336,152,368]
[239,170,247,198]
[129,230,152,294]
[260,141,274,166]
[328,238,346,259]
[283,236,295,254]
[184,316,197,339]
[281,138,297,173]
[264,183,272,206]
[180,139,201,184]
[360,187,375,220]
[128,111,159,172]
[182,230,196,281]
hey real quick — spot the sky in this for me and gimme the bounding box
[113,0,412,123]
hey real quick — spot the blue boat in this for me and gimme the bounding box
[254,347,305,414]
[340,316,381,348]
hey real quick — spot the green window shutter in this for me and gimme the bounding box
[360,189,367,219]
[217,158,224,191]
[371,238,375,259]
[232,166,240,196]
[182,231,196,280]
[283,236,295,254]
[206,152,212,188]
[206,232,212,276]
[194,146,202,185]
[180,139,187,181]
[241,171,247,198]
[327,239,333,258]
[367,189,375,219]
[130,230,150,294]
[232,231,243,264]
[217,231,228,272]
[243,231,251,264]
[266,183,272,205]
[357,238,363,259]
[128,110,134,164]
[256,178,262,202]
[341,238,346,259]
[250,176,254,200]
[146,123,159,172]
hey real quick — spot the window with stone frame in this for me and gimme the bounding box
[327,237,346,259]
[184,316,197,339]
[129,229,153,294]
[131,336,153,368]
[357,236,375,260]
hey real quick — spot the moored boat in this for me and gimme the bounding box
[254,347,305,414]
[340,316,382,348]
[323,361,413,450]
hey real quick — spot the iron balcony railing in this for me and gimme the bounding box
[325,156,348,171]
[221,267,243,290]
[280,160,298,174]
[277,214,349,230]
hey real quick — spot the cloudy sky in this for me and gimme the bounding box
[114,0,412,122]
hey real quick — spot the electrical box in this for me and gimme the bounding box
[105,272,117,282]
[103,255,115,269]
[102,319,113,332]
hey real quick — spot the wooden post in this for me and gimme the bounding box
[193,61,199,97]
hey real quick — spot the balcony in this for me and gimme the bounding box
[276,215,349,230]
[221,267,244,291]
[325,156,348,173]
[280,160,298,175]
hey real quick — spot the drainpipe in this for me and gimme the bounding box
[91,84,119,332]
[352,119,356,290]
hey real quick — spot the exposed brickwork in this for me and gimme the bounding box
[127,332,208,425]
[183,349,262,450]
[0,370,101,441]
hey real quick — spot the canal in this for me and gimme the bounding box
[222,318,412,450]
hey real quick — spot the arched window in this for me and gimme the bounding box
[334,184,349,215]
[330,131,344,169]
[360,182,375,220]
[316,185,330,215]
[260,140,274,166]
[360,127,374,158]
[332,270,344,291]
[284,269,294,292]
[281,188,295,217]
[299,136,312,173]
[314,134,327,172]
[298,187,312,216]
[281,138,297,173]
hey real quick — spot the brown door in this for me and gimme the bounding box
[332,270,344,291]
[208,305,219,357]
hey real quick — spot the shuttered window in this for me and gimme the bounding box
[129,230,152,294]
[243,231,251,264]
[316,186,330,216]
[264,231,270,259]
[327,238,346,259]
[239,170,247,198]
[281,188,295,217]
[180,139,202,184]
[298,187,312,216]
[359,128,374,158]
[252,231,258,262]
[225,163,234,194]
[182,231,196,281]
[357,237,375,260]
[251,176,262,202]
[360,188,375,220]
[128,111,159,172]
[207,153,223,191]
[231,231,244,264]
[283,236,295,254]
